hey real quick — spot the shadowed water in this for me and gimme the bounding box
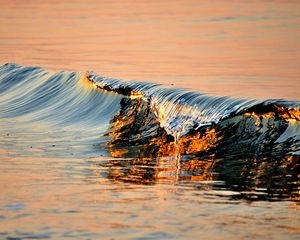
[0,63,299,239]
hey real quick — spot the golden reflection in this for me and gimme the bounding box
[129,90,144,99]
[102,144,300,200]
[274,106,300,121]
[148,128,220,156]
[98,155,215,184]
[79,73,98,90]
[106,95,300,158]
[244,106,300,123]
[109,148,129,158]
[103,99,300,200]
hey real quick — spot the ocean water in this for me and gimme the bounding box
[1,0,299,100]
[0,63,299,239]
[1,1,300,239]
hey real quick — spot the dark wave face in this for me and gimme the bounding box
[1,63,300,201]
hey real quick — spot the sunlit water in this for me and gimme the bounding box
[0,0,299,100]
[1,1,300,239]
[0,63,299,239]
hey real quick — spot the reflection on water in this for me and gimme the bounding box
[1,153,299,239]
[1,0,300,239]
[1,132,300,239]
[92,156,215,185]
[102,145,299,201]
[100,94,300,202]
[0,64,299,239]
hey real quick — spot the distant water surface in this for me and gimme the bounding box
[0,0,299,99]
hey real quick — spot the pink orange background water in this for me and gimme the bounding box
[0,0,299,100]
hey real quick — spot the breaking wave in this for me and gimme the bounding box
[1,63,299,200]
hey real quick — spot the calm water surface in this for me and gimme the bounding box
[0,1,300,239]
[0,130,299,239]
[0,0,300,99]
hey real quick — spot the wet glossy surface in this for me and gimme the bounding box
[1,1,300,239]
[0,63,300,239]
[0,152,300,239]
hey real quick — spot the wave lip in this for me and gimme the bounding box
[1,62,299,151]
[87,71,300,143]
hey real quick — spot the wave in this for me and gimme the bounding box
[0,63,122,133]
[86,71,300,152]
[1,63,300,200]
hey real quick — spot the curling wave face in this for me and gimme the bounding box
[1,63,300,200]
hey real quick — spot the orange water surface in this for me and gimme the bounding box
[1,1,300,239]
[0,0,299,99]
